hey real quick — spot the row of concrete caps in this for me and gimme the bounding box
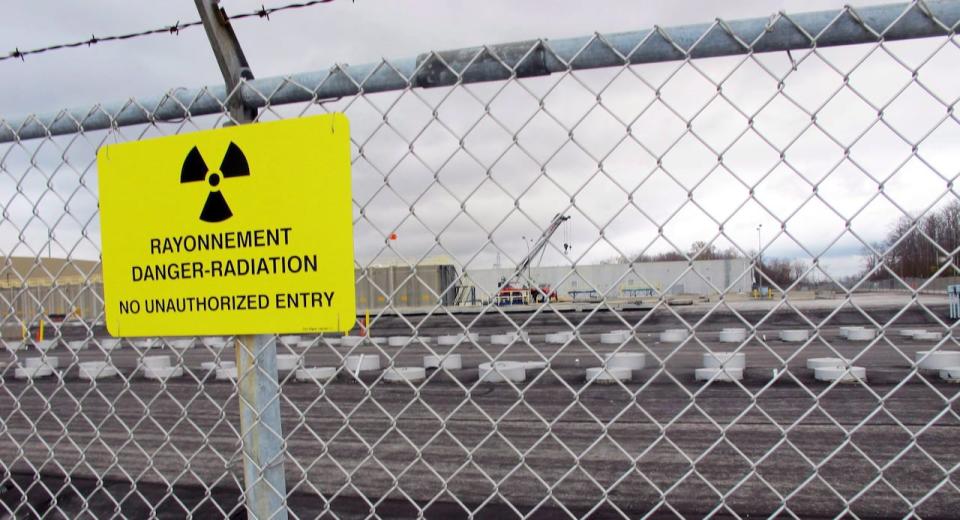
[3,327,948,353]
[8,350,960,384]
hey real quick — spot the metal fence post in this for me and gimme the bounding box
[195,1,288,518]
[234,334,287,520]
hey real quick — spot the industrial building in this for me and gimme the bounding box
[0,257,104,331]
[463,258,754,303]
[1,256,753,324]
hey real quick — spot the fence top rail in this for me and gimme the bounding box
[1,0,958,143]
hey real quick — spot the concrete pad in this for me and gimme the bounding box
[847,328,876,341]
[169,339,194,349]
[215,367,238,380]
[586,366,631,384]
[815,366,867,383]
[478,361,525,383]
[280,335,303,346]
[388,336,412,347]
[659,329,689,342]
[718,328,746,343]
[695,367,743,382]
[437,333,479,345]
[276,354,300,371]
[204,337,229,348]
[341,336,364,347]
[938,367,960,382]
[14,365,54,379]
[201,361,235,372]
[915,351,960,370]
[545,331,575,344]
[490,332,529,345]
[133,338,157,349]
[778,330,809,342]
[806,357,850,370]
[143,367,183,380]
[99,338,122,350]
[383,367,426,383]
[519,361,547,370]
[24,357,58,369]
[840,325,865,339]
[345,354,380,372]
[79,361,119,380]
[703,352,746,370]
[600,330,630,344]
[605,352,645,370]
[387,336,430,347]
[899,329,927,337]
[5,341,26,352]
[142,356,171,369]
[295,367,337,383]
[35,340,57,352]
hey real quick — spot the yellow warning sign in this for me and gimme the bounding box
[97,114,355,336]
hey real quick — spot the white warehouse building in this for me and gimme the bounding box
[463,258,754,301]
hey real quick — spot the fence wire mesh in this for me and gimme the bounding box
[2,1,960,518]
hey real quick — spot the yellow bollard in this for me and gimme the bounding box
[21,323,27,340]
[364,311,370,337]
[39,319,44,341]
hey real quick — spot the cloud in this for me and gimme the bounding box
[1,0,956,280]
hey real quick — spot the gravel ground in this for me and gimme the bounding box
[1,302,957,518]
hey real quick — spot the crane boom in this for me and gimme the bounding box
[514,213,570,280]
[495,213,571,305]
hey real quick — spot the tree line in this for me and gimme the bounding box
[863,200,959,279]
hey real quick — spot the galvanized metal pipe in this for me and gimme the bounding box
[2,0,959,142]
[234,334,288,520]
[194,2,288,518]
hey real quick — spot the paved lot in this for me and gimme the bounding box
[1,302,958,517]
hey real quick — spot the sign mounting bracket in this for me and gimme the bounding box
[195,0,258,123]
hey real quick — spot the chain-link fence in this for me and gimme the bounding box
[3,1,960,518]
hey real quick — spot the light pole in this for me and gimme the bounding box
[756,224,763,286]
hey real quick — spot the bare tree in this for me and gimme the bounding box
[864,200,960,279]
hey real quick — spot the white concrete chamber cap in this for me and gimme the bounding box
[604,352,646,370]
[718,328,747,343]
[659,329,689,342]
[383,367,426,383]
[600,330,631,344]
[695,367,743,382]
[478,361,525,383]
[915,351,960,371]
[778,330,809,342]
[806,357,850,370]
[79,361,119,380]
[815,366,866,383]
[295,367,337,382]
[586,366,631,384]
[345,354,381,373]
[702,352,746,369]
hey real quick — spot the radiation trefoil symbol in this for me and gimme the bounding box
[180,142,249,222]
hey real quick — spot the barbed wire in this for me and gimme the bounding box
[1,0,336,63]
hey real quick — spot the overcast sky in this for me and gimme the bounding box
[1,0,955,283]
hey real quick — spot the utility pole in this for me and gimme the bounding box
[194,2,287,519]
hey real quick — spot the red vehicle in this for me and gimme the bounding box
[494,213,570,306]
[495,283,560,306]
